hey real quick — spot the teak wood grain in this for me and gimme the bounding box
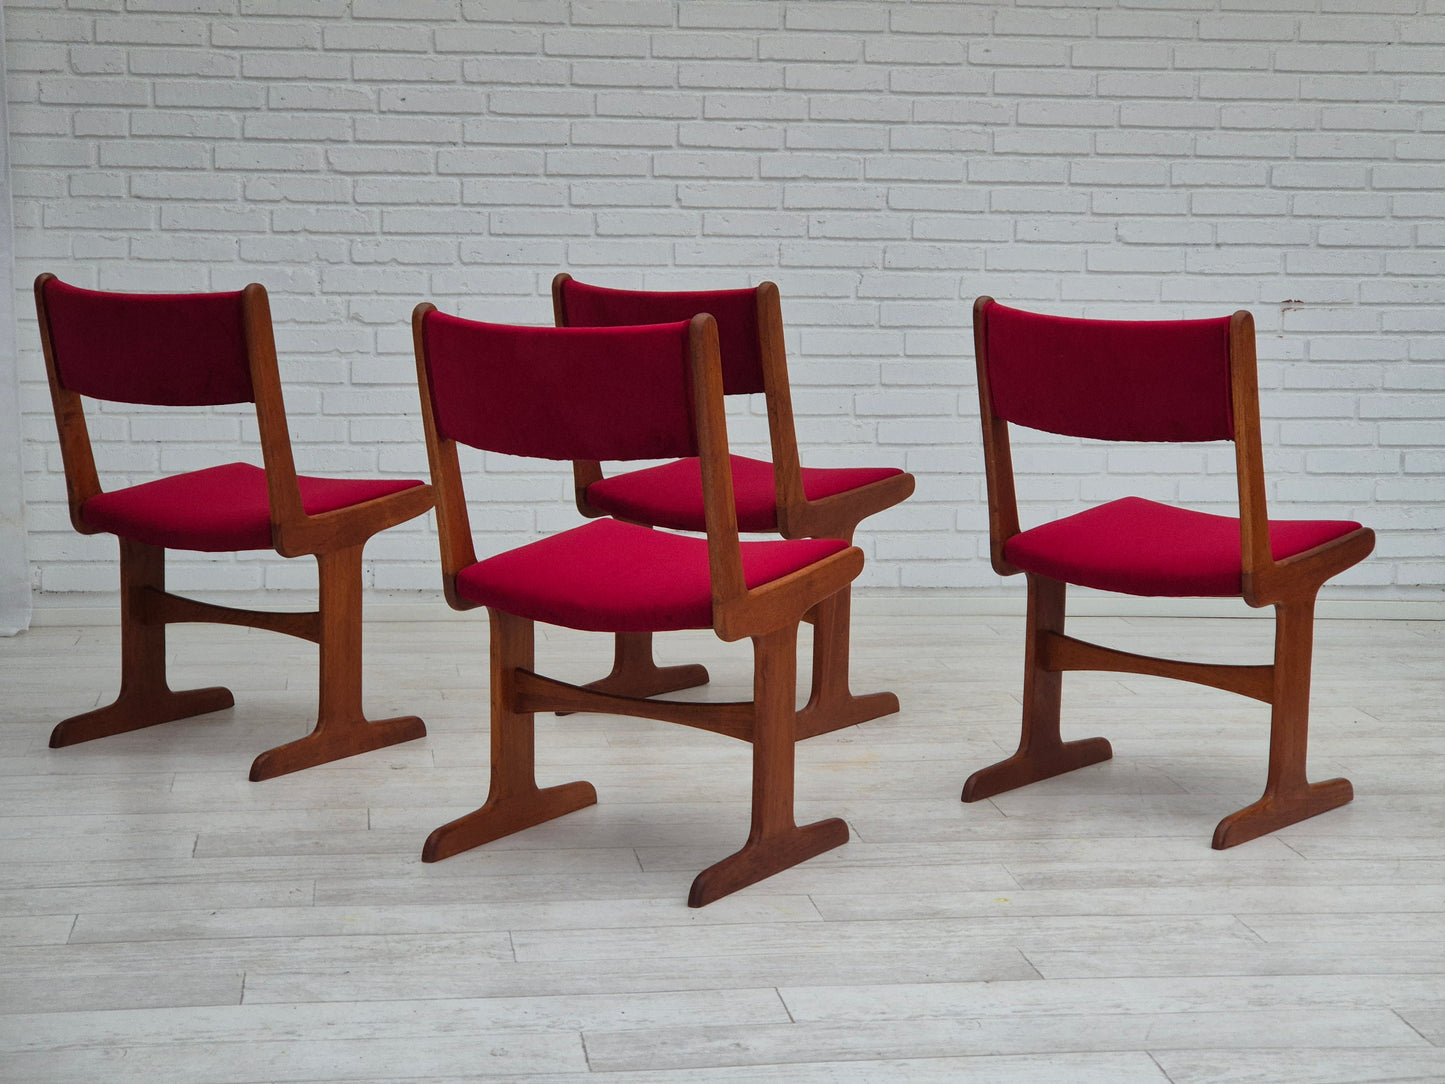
[35,274,432,780]
[411,304,862,905]
[963,297,1374,848]
[552,274,913,738]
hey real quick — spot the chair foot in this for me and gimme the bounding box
[688,817,849,908]
[422,780,599,862]
[961,736,1113,803]
[1212,777,1353,849]
[556,662,710,716]
[558,630,710,715]
[249,715,426,781]
[49,686,235,748]
[795,690,900,739]
[584,661,711,700]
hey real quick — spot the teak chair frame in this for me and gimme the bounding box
[36,274,433,780]
[411,305,863,906]
[552,273,915,740]
[965,296,1375,848]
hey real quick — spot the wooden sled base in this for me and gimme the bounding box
[689,816,848,908]
[435,613,847,906]
[1212,776,1353,850]
[961,736,1114,803]
[250,714,427,781]
[50,685,236,748]
[423,780,600,863]
[962,575,1357,847]
[51,540,427,780]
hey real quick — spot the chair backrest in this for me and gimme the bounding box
[413,303,864,635]
[412,304,745,609]
[973,296,1274,581]
[551,274,818,531]
[417,309,701,463]
[978,299,1235,444]
[34,274,308,540]
[38,277,255,406]
[553,276,767,397]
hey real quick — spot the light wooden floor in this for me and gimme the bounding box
[0,606,1441,1082]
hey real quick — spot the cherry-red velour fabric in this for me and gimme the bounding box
[983,301,1234,443]
[422,311,699,462]
[42,278,254,407]
[586,454,906,533]
[455,518,850,632]
[80,462,424,552]
[1003,496,1363,597]
[558,279,766,397]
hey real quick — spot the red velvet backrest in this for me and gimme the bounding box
[556,279,765,396]
[982,300,1234,442]
[41,278,254,406]
[421,310,699,461]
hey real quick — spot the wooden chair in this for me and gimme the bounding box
[411,303,863,905]
[965,297,1375,848]
[34,275,433,780]
[551,274,915,739]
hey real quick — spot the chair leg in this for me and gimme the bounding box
[688,622,848,907]
[423,610,597,862]
[556,631,709,715]
[794,586,901,739]
[1212,594,1353,848]
[50,538,233,748]
[250,544,426,781]
[962,575,1112,803]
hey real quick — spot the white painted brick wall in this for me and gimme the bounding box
[5,0,1442,603]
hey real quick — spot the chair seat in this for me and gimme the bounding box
[1004,496,1362,597]
[586,454,906,533]
[455,517,849,632]
[81,462,426,552]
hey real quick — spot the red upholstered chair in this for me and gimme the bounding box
[412,303,863,906]
[966,297,1374,848]
[35,274,433,780]
[551,274,915,739]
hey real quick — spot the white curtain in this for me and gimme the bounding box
[0,6,33,635]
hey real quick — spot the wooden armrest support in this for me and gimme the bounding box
[781,472,916,540]
[714,546,864,641]
[275,482,434,557]
[1243,526,1375,608]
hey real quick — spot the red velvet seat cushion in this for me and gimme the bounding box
[585,454,906,533]
[80,462,425,552]
[1003,496,1363,597]
[455,517,849,632]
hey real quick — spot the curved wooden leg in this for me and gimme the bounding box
[51,538,234,749]
[424,610,596,862]
[962,575,1111,803]
[689,623,848,907]
[1213,594,1352,848]
[250,545,425,781]
[795,587,900,739]
[556,631,710,716]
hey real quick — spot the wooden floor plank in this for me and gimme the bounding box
[0,612,1440,1081]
